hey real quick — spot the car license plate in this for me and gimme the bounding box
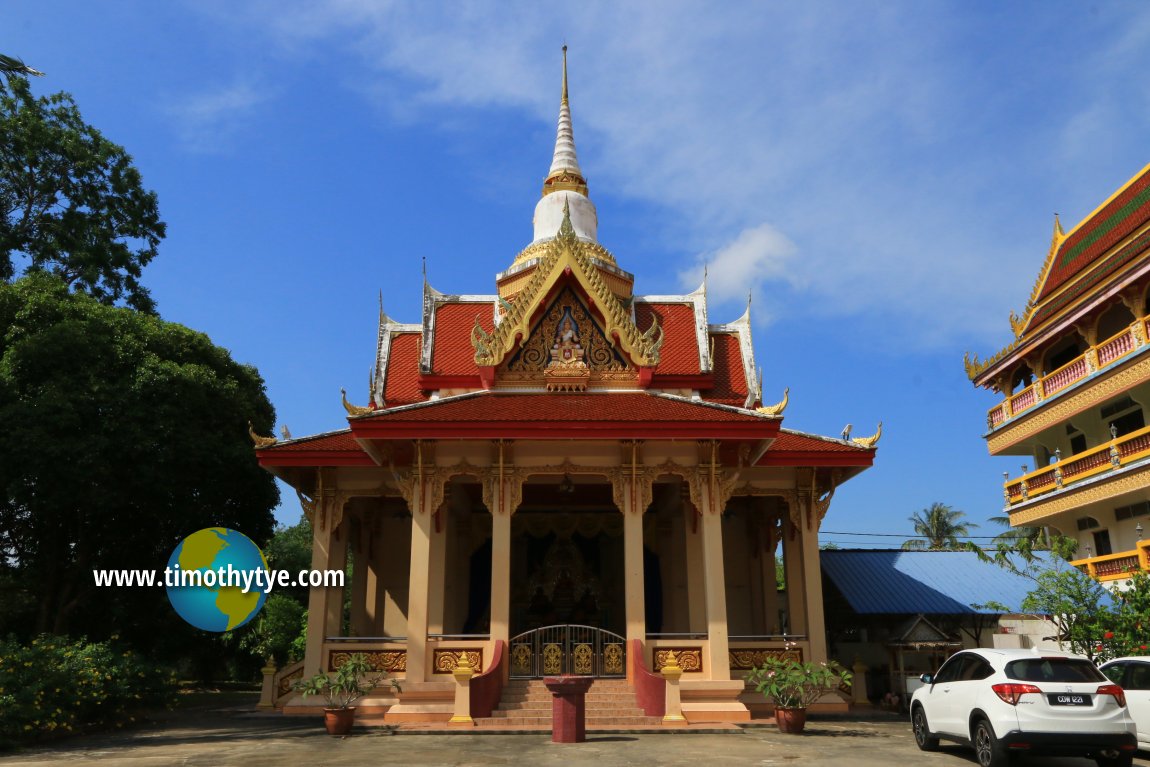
[1047,694,1091,706]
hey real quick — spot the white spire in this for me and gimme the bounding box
[533,46,597,244]
[548,46,582,179]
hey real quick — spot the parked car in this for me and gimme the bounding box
[1101,657,1150,750]
[909,648,1136,767]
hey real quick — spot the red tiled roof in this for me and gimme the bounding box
[706,333,749,406]
[384,332,425,406]
[756,429,874,467]
[431,302,493,375]
[267,431,362,452]
[256,430,375,467]
[1034,166,1150,307]
[352,392,778,440]
[1028,227,1150,329]
[769,431,868,453]
[636,302,699,375]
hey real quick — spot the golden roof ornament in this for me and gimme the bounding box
[247,421,277,448]
[757,387,789,416]
[341,388,372,417]
[852,421,882,449]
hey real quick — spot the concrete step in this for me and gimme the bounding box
[475,715,664,727]
[500,693,640,703]
[489,707,648,718]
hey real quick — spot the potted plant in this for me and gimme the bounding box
[294,653,401,735]
[746,652,852,734]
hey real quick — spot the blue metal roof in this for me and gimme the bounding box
[820,549,1051,615]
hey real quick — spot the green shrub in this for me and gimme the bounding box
[0,634,176,748]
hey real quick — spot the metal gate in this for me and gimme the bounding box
[509,624,627,678]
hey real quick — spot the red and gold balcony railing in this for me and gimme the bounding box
[987,319,1148,430]
[1071,540,1150,582]
[1003,422,1150,506]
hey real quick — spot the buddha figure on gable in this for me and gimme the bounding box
[550,312,585,367]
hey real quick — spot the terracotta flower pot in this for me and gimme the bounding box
[774,707,807,734]
[324,707,356,735]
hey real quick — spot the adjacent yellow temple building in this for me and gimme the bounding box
[968,162,1150,583]
[255,52,877,725]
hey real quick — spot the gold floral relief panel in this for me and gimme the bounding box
[432,649,484,674]
[329,650,407,673]
[653,648,703,673]
[504,287,629,373]
[511,644,533,676]
[728,647,803,671]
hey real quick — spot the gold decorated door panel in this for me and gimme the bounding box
[509,624,627,678]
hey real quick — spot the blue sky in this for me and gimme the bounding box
[9,1,1150,544]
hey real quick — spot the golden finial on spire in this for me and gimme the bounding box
[562,44,569,104]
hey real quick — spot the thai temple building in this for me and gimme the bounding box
[968,162,1150,585]
[254,51,878,725]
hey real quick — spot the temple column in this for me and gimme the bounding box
[489,464,513,651]
[699,482,731,681]
[427,509,447,636]
[361,515,381,635]
[349,515,374,636]
[800,514,828,663]
[303,492,347,675]
[404,490,434,683]
[622,485,645,652]
[684,497,706,634]
[782,513,807,637]
[761,515,782,634]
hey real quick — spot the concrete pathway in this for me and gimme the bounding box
[2,706,1148,767]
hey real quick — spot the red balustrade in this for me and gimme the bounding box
[1097,329,1134,366]
[1043,357,1088,396]
[1095,556,1140,578]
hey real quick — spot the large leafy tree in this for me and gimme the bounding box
[1020,566,1113,662]
[902,502,978,550]
[0,76,164,312]
[0,275,278,641]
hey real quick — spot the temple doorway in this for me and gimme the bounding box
[507,478,629,677]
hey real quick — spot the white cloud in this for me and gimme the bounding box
[679,223,798,323]
[190,1,1150,349]
[165,81,273,153]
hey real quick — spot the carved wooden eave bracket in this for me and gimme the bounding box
[472,203,662,370]
[248,421,277,448]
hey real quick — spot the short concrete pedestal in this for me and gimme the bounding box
[543,676,593,743]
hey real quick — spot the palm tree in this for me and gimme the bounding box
[988,515,1051,550]
[902,502,978,550]
[0,55,44,81]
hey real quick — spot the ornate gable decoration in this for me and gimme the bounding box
[472,204,663,372]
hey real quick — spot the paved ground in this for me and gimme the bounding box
[3,707,1149,767]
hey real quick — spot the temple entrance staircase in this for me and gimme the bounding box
[474,678,661,728]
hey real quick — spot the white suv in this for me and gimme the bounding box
[910,648,1136,767]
